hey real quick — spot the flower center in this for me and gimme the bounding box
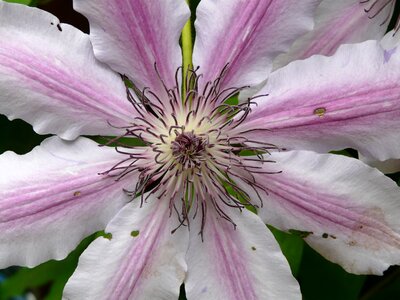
[171,131,207,168]
[104,65,275,237]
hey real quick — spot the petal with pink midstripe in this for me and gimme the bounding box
[0,136,134,268]
[185,208,300,300]
[0,2,135,140]
[74,0,190,95]
[64,197,188,300]
[239,40,400,161]
[193,0,319,92]
[274,0,394,69]
[236,150,400,274]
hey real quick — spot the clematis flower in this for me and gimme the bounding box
[1,0,400,299]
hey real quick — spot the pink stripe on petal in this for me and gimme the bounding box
[74,0,190,96]
[0,47,129,122]
[209,217,256,300]
[193,0,319,94]
[240,40,400,161]
[238,150,400,274]
[0,137,133,268]
[0,2,134,140]
[185,209,300,300]
[274,0,394,69]
[107,203,170,299]
[64,197,188,300]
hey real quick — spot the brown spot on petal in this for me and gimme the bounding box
[251,246,256,251]
[348,240,357,246]
[351,206,400,250]
[313,107,326,117]
[322,233,329,239]
[73,191,81,197]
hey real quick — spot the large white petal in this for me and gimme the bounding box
[74,0,190,96]
[64,196,188,300]
[239,40,400,161]
[0,136,134,268]
[193,0,319,93]
[185,208,300,300]
[236,150,400,274]
[0,1,134,140]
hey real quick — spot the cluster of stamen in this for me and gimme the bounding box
[171,131,207,168]
[102,64,277,237]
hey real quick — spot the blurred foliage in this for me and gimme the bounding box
[269,226,304,276]
[4,0,32,5]
[1,0,400,299]
[4,0,53,6]
[299,244,366,300]
[0,115,48,155]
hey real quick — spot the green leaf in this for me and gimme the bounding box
[0,116,48,155]
[269,226,304,276]
[298,244,366,300]
[89,136,146,147]
[330,148,358,158]
[4,0,32,5]
[359,266,400,300]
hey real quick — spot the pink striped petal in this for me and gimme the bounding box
[239,151,400,274]
[193,0,319,91]
[64,197,188,300]
[0,137,134,268]
[185,209,300,300]
[0,2,134,140]
[239,40,400,161]
[74,0,190,95]
[275,0,394,68]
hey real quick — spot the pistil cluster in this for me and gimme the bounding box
[103,65,278,236]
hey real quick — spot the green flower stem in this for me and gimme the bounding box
[181,0,193,101]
